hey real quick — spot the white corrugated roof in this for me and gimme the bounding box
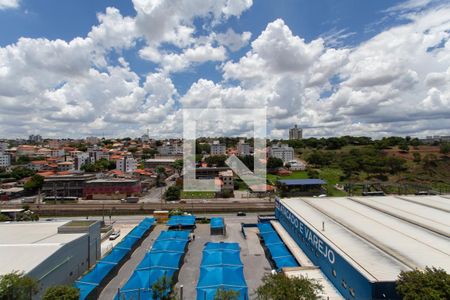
[279,196,450,282]
[0,221,85,275]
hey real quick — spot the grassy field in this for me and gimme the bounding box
[180,191,215,199]
[318,168,347,196]
[266,171,309,185]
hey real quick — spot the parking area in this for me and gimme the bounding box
[95,214,271,300]
[175,218,272,300]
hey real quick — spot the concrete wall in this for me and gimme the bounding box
[28,235,90,299]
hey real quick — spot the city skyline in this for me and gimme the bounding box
[1,0,450,139]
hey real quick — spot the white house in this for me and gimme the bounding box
[116,156,138,173]
[210,141,226,156]
[270,144,294,163]
[0,154,11,168]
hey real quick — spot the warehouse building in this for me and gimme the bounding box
[275,196,450,300]
[0,220,101,299]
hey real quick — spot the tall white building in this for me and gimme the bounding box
[289,125,303,140]
[270,144,294,163]
[116,156,138,173]
[0,154,11,168]
[0,141,8,153]
[75,153,90,171]
[210,140,226,156]
[237,139,251,156]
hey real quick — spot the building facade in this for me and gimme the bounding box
[0,154,11,168]
[84,179,141,200]
[270,144,294,163]
[289,125,303,140]
[42,174,96,199]
[210,141,226,156]
[116,156,138,173]
[237,140,251,156]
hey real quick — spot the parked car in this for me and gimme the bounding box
[236,211,246,216]
[109,230,121,240]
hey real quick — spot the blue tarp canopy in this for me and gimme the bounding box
[201,251,242,267]
[78,262,116,285]
[257,223,299,270]
[101,247,129,264]
[151,240,187,253]
[116,235,140,250]
[196,242,247,300]
[76,217,155,300]
[197,266,247,300]
[260,232,282,245]
[277,179,326,186]
[273,256,299,269]
[119,268,176,299]
[210,217,224,229]
[167,215,196,227]
[257,223,275,234]
[137,252,183,270]
[74,281,97,300]
[204,242,240,252]
[127,226,148,239]
[157,230,190,241]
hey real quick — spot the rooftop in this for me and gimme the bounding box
[0,221,86,275]
[277,179,326,185]
[279,196,450,282]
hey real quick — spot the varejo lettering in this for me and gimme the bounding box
[276,201,336,265]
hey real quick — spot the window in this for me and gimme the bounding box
[341,280,347,289]
[332,269,337,277]
[349,288,356,298]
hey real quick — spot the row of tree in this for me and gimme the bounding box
[2,267,448,300]
[306,147,408,179]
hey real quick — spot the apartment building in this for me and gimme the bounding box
[270,144,294,163]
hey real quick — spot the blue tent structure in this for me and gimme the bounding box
[204,242,240,252]
[166,215,196,228]
[210,217,225,235]
[157,230,190,241]
[137,252,184,270]
[201,251,243,267]
[196,242,248,300]
[75,217,155,300]
[151,239,187,253]
[257,223,299,270]
[117,230,190,300]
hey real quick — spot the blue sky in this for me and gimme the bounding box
[0,0,449,138]
[0,0,402,94]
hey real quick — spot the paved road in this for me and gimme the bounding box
[99,225,165,300]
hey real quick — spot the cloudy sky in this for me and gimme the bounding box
[0,0,449,139]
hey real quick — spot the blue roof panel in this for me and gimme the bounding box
[277,179,326,185]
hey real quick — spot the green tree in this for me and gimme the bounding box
[399,142,410,152]
[396,267,450,300]
[306,151,334,167]
[255,273,323,300]
[205,155,227,167]
[14,156,31,165]
[267,157,284,169]
[151,275,176,300]
[172,160,183,175]
[0,271,39,300]
[164,186,181,201]
[23,174,44,192]
[43,285,79,300]
[440,143,450,156]
[214,287,240,300]
[10,167,35,180]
